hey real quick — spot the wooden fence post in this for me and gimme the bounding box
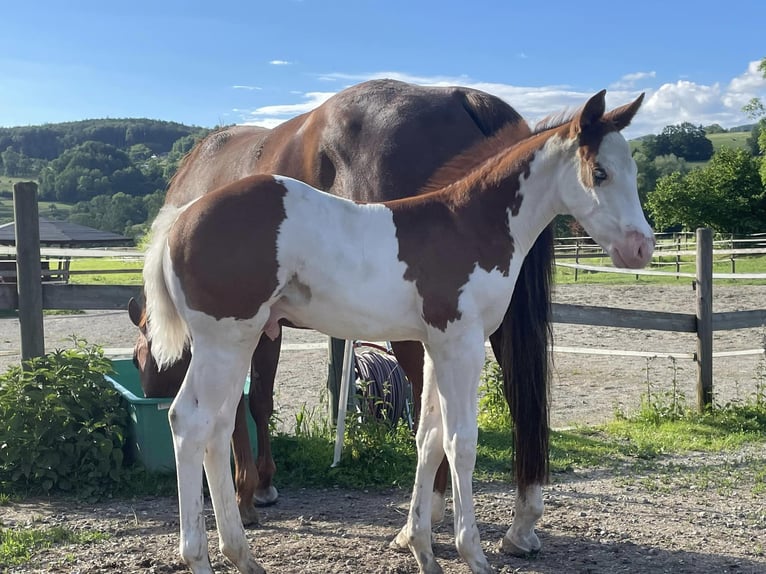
[13,182,45,365]
[695,227,713,410]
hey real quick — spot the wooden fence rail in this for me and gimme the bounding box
[7,183,766,410]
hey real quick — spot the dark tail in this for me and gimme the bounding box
[489,224,554,490]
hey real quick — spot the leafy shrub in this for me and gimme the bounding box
[478,360,511,431]
[0,340,130,498]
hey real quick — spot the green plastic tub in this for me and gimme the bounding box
[105,358,258,471]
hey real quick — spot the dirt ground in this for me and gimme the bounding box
[1,282,765,573]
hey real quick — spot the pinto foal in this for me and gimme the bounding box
[143,90,653,574]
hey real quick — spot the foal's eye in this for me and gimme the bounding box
[593,165,608,184]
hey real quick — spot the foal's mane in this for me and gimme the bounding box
[419,110,576,195]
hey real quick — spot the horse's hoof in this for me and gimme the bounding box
[254,486,279,507]
[246,559,267,574]
[500,532,541,556]
[389,527,410,552]
[431,492,446,524]
[239,505,260,527]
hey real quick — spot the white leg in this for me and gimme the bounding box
[203,349,266,574]
[170,325,265,574]
[169,357,215,574]
[432,335,492,574]
[390,350,445,574]
[501,484,543,555]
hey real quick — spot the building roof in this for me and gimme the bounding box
[0,217,132,246]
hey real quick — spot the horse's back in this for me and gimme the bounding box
[258,79,528,201]
[166,125,272,206]
[166,79,527,209]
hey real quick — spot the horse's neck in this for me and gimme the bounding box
[496,135,571,257]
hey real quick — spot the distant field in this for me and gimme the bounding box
[706,131,751,152]
[0,197,73,225]
[628,130,752,161]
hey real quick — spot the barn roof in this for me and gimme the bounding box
[0,217,132,247]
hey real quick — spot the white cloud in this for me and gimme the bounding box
[241,91,336,127]
[236,60,766,136]
[269,60,292,66]
[722,59,766,110]
[232,85,261,91]
[610,71,656,90]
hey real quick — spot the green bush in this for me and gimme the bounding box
[478,360,511,431]
[0,340,130,498]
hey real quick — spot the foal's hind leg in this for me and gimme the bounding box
[248,332,280,506]
[171,329,264,574]
[390,341,449,524]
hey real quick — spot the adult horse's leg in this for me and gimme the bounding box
[170,334,264,574]
[248,332,281,506]
[389,340,449,524]
[230,396,260,526]
[389,343,446,574]
[489,227,554,555]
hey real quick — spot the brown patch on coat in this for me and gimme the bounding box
[391,89,646,331]
[168,175,287,320]
[390,137,542,330]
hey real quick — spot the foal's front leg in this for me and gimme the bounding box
[432,336,492,574]
[390,340,449,524]
[390,349,445,574]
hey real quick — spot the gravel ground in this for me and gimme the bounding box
[1,282,765,573]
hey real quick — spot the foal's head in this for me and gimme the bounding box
[128,297,191,398]
[553,90,654,268]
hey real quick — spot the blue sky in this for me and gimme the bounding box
[1,1,764,138]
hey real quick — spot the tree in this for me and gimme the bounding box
[741,57,766,184]
[661,123,714,161]
[636,123,714,162]
[634,150,689,207]
[647,148,765,233]
[746,123,762,156]
[37,141,155,202]
[704,124,726,134]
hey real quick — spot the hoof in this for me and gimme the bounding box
[254,486,279,507]
[389,527,410,552]
[238,504,260,527]
[500,533,541,557]
[431,491,446,524]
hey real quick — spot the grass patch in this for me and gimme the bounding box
[0,524,109,567]
[555,251,766,285]
[706,131,751,153]
[68,257,143,285]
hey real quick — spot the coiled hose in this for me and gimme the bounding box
[354,345,412,428]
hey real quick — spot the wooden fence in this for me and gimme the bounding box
[5,182,766,409]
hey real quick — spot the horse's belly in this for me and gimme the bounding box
[278,289,423,343]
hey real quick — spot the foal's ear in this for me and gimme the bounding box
[128,297,143,327]
[576,89,607,132]
[603,93,645,131]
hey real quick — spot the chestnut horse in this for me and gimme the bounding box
[131,79,552,548]
[143,90,653,574]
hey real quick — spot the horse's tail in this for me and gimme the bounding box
[143,203,191,370]
[490,224,554,491]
